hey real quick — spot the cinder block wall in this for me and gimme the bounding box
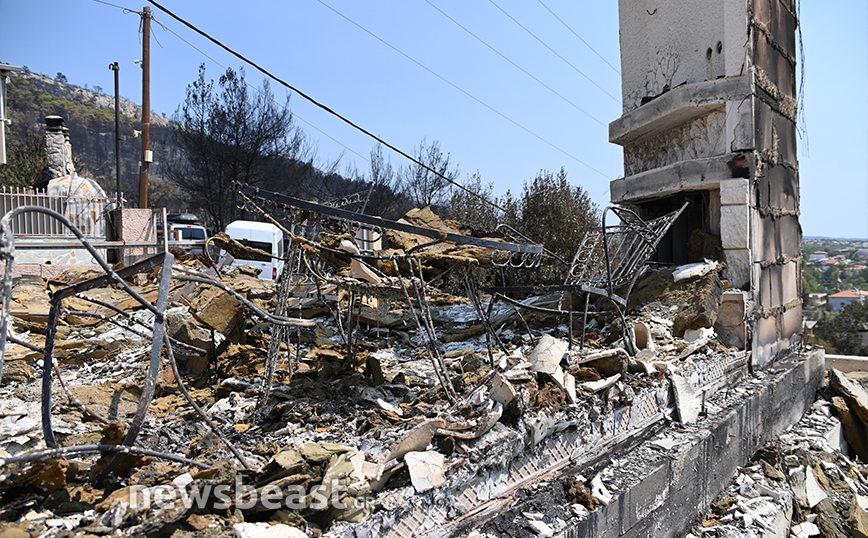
[749,0,802,365]
[609,0,801,367]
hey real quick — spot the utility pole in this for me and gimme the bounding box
[139,6,151,208]
[109,62,122,207]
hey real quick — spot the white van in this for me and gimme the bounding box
[224,220,285,281]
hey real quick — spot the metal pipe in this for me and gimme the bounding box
[109,62,122,206]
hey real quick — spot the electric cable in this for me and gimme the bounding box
[312,0,611,179]
[149,0,609,197]
[536,0,621,75]
[91,0,141,15]
[150,15,370,164]
[148,0,538,211]
[424,0,606,127]
[487,0,621,104]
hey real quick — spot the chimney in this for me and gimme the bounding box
[43,115,75,181]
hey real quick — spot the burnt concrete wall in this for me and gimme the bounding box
[749,0,802,364]
[611,0,802,368]
[561,350,823,538]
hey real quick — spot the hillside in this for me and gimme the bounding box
[4,70,176,206]
[3,70,401,222]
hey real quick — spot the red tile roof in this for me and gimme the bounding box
[830,290,862,298]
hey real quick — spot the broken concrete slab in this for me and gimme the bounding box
[672,260,720,282]
[831,396,868,462]
[830,369,868,424]
[671,373,700,424]
[190,286,245,338]
[848,503,868,538]
[684,327,714,343]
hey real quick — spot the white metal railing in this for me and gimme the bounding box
[0,185,118,238]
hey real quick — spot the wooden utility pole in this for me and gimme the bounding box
[139,6,151,208]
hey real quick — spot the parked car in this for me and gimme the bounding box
[158,213,208,255]
[223,220,285,281]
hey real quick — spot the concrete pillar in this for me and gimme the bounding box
[110,208,157,265]
[609,0,801,368]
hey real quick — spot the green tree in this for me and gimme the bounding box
[817,303,868,355]
[516,168,598,283]
[167,64,309,231]
[449,172,500,231]
[0,131,46,187]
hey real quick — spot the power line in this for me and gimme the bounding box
[313,0,611,179]
[145,0,526,212]
[487,0,621,104]
[150,15,370,164]
[91,0,371,165]
[536,0,621,75]
[91,0,141,15]
[423,0,606,127]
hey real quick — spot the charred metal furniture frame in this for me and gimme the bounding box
[486,202,688,354]
[0,206,312,474]
[231,183,544,405]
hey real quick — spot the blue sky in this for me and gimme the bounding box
[1,0,865,239]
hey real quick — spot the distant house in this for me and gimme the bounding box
[809,251,828,262]
[806,293,827,306]
[829,290,867,312]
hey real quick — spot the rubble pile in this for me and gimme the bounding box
[684,369,868,538]
[0,203,801,538]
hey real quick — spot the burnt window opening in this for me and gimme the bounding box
[632,191,716,266]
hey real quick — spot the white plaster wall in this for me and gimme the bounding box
[618,0,749,111]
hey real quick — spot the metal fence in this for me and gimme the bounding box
[0,185,118,238]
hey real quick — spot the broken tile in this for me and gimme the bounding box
[528,334,568,375]
[650,438,676,451]
[490,372,517,407]
[233,522,307,538]
[805,466,828,508]
[590,474,612,505]
[380,421,437,464]
[791,521,820,537]
[579,373,620,393]
[564,372,577,404]
[526,519,554,536]
[632,321,655,351]
[404,450,446,493]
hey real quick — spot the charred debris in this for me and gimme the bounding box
[0,185,787,537]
